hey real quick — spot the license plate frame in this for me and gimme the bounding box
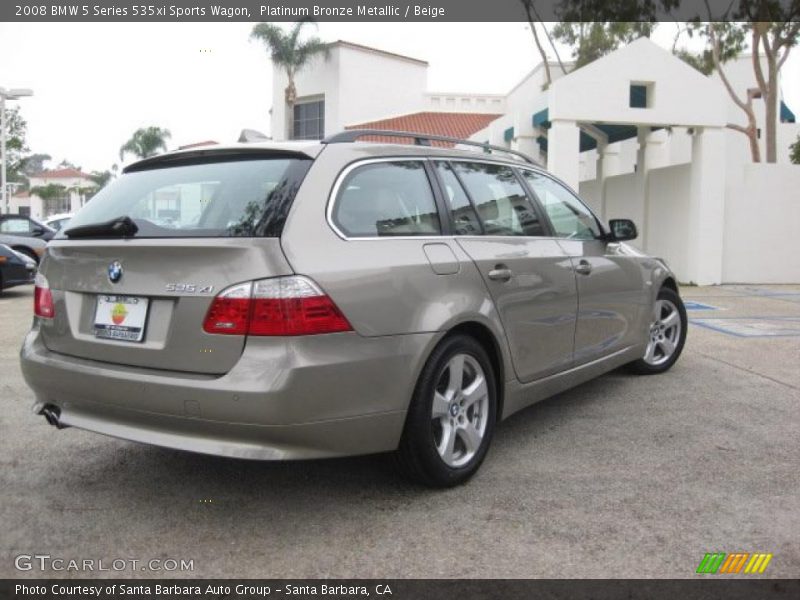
[93,294,150,343]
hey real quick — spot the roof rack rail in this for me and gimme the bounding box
[322,129,538,165]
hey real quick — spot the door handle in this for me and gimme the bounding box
[488,266,513,282]
[574,260,592,276]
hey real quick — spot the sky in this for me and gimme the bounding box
[1,22,798,174]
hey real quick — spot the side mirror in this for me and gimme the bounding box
[608,219,637,242]
[32,225,45,236]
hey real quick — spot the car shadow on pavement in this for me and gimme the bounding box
[0,286,33,300]
[49,368,637,508]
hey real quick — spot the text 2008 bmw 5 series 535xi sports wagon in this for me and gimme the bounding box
[20,130,687,487]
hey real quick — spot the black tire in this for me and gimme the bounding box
[15,247,39,265]
[396,334,497,488]
[628,286,687,375]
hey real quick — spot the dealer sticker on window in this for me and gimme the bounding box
[93,295,149,342]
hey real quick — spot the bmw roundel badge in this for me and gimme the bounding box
[108,260,123,284]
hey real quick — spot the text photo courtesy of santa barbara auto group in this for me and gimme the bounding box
[0,1,798,598]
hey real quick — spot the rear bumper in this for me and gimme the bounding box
[20,326,437,459]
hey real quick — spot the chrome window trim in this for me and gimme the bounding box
[325,155,602,243]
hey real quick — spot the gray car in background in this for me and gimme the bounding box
[19,130,686,487]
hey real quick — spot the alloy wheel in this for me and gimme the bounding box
[644,298,682,366]
[431,353,490,468]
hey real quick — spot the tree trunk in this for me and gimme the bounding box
[764,60,778,163]
[707,21,761,162]
[520,2,550,86]
[284,80,296,141]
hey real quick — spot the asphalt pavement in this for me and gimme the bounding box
[1,284,798,578]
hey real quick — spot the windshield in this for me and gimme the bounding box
[59,156,311,239]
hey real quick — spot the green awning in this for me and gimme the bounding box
[580,131,597,152]
[533,108,550,129]
[532,105,641,153]
[781,100,796,123]
[503,127,515,142]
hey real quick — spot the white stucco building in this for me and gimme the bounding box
[11,168,97,219]
[276,37,800,284]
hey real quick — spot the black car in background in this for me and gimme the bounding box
[0,244,36,294]
[0,233,47,265]
[0,214,56,241]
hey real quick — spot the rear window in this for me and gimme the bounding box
[59,156,311,238]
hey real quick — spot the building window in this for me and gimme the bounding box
[630,82,654,109]
[292,100,325,140]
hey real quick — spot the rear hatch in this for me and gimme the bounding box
[38,149,314,375]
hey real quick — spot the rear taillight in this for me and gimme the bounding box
[202,282,252,335]
[34,273,55,319]
[203,276,352,336]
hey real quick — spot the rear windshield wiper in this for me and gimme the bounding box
[64,216,139,239]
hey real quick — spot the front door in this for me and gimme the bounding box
[434,160,578,382]
[521,170,645,365]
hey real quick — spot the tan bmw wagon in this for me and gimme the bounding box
[20,130,686,486]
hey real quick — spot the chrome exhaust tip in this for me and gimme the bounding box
[39,404,65,429]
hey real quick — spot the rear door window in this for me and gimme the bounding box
[451,162,546,237]
[60,156,311,238]
[433,161,482,235]
[332,161,441,238]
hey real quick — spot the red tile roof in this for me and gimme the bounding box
[34,168,93,179]
[345,112,502,147]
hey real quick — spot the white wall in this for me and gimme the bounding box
[579,160,800,284]
[271,43,428,140]
[426,93,506,114]
[580,164,693,282]
[646,164,692,280]
[603,172,643,236]
[549,39,727,128]
[722,164,800,283]
[337,45,427,128]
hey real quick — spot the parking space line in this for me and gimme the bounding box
[690,316,800,338]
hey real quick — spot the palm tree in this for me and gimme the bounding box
[251,20,328,140]
[119,127,171,161]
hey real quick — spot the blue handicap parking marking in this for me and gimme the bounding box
[690,317,800,338]
[684,301,718,311]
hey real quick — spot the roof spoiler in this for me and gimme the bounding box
[322,129,538,165]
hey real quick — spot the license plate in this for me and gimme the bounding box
[93,295,149,342]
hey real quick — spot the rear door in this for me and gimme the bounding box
[520,169,646,365]
[435,160,578,382]
[39,153,311,375]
